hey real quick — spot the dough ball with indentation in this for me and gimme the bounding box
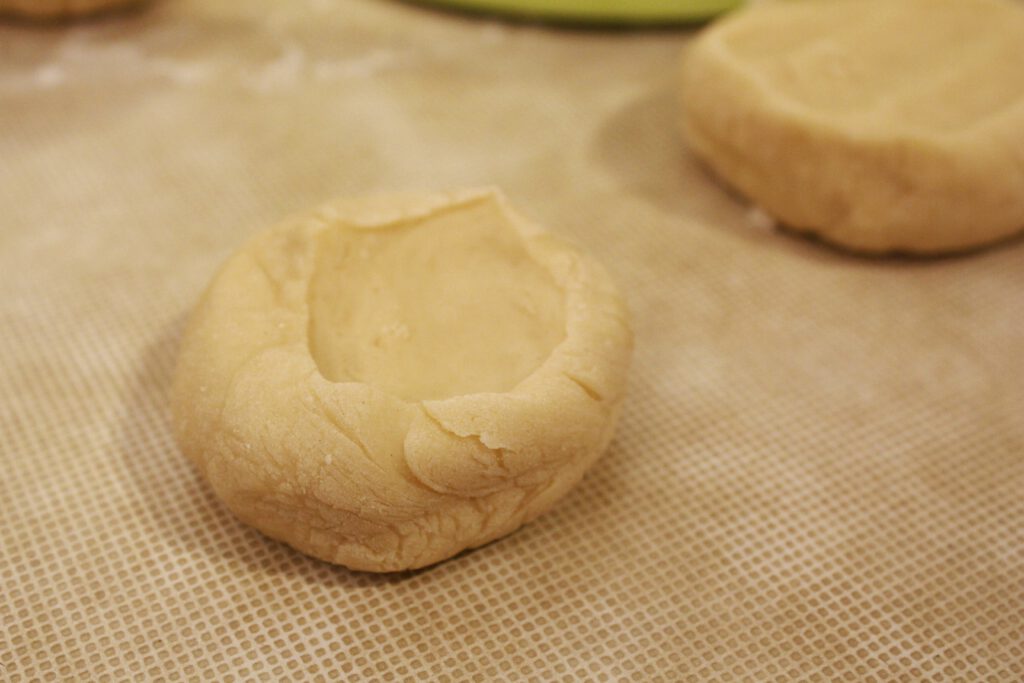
[0,0,141,19]
[171,189,633,572]
[680,0,1024,254]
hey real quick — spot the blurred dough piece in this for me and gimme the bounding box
[680,0,1024,254]
[0,0,141,19]
[171,188,633,572]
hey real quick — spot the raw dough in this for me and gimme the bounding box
[680,0,1024,254]
[0,0,140,19]
[171,188,633,572]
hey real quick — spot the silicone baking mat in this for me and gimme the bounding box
[2,0,1022,680]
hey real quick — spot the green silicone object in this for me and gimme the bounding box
[416,0,743,24]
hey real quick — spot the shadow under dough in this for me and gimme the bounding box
[591,83,770,240]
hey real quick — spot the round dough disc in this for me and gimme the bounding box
[171,189,633,572]
[0,0,141,20]
[680,0,1024,254]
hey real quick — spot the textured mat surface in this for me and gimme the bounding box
[2,1,1023,680]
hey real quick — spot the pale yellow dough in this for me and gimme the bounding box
[0,0,141,19]
[171,189,633,572]
[680,0,1024,254]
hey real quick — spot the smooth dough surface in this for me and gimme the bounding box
[680,0,1024,254]
[0,0,141,19]
[171,189,633,572]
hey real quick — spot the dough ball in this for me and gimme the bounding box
[680,0,1024,254]
[171,188,633,572]
[0,0,141,20]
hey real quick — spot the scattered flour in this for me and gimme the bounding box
[746,205,778,233]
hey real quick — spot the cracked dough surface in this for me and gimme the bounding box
[0,0,140,19]
[171,188,633,572]
[680,0,1024,254]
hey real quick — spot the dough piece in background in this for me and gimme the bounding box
[680,0,1024,255]
[171,188,633,572]
[0,0,142,20]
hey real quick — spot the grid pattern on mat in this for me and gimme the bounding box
[2,0,1023,680]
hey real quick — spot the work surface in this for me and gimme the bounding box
[2,1,1023,680]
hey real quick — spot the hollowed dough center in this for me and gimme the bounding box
[308,198,566,402]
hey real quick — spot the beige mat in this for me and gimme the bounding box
[2,1,1022,680]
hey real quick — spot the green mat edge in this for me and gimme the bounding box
[415,0,744,24]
